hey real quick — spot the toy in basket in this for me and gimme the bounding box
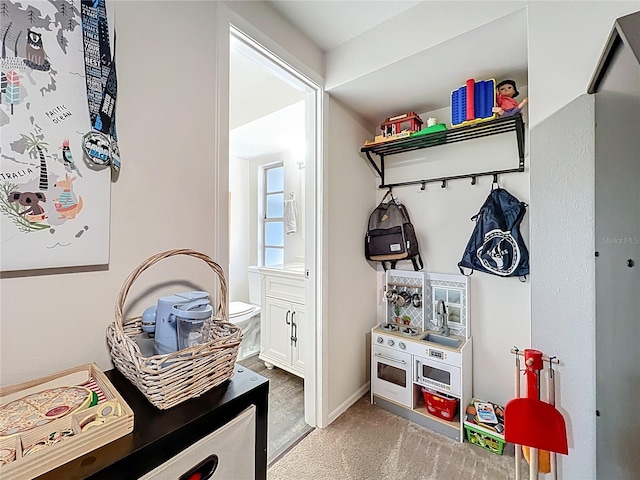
[106,249,243,410]
[464,398,506,455]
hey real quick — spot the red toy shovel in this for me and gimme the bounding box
[505,398,568,454]
[505,349,568,455]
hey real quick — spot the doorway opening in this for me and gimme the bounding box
[227,27,320,464]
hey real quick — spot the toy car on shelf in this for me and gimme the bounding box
[364,112,424,146]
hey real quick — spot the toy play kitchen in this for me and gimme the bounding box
[371,270,472,442]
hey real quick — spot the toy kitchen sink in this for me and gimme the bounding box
[422,332,463,349]
[371,270,472,442]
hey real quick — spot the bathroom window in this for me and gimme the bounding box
[261,164,284,266]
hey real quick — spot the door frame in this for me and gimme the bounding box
[214,3,325,428]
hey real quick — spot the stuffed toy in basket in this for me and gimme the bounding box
[106,249,242,409]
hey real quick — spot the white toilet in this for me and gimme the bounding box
[229,266,261,362]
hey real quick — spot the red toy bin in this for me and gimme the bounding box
[422,388,459,421]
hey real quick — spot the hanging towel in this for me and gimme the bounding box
[284,198,298,234]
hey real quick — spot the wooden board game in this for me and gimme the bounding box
[0,363,134,479]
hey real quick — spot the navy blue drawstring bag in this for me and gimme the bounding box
[458,188,529,279]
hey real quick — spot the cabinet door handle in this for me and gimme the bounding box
[285,310,291,325]
[291,311,297,345]
[179,454,219,480]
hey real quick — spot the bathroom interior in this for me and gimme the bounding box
[227,31,313,464]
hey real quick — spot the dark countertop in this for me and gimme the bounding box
[36,364,269,480]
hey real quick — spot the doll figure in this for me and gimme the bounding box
[493,79,528,117]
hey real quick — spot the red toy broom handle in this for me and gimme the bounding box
[524,349,544,399]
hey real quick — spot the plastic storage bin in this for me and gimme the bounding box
[463,398,506,455]
[422,388,458,421]
[464,423,506,455]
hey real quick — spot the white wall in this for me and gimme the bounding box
[370,101,531,407]
[530,95,596,479]
[526,3,639,478]
[282,155,306,265]
[229,150,304,301]
[2,3,638,477]
[321,1,637,478]
[325,97,378,420]
[0,1,221,385]
[325,1,527,91]
[229,101,307,284]
[222,1,324,86]
[0,0,323,386]
[327,2,638,479]
[229,155,251,302]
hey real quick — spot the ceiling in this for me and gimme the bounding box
[230,1,528,146]
[229,36,304,131]
[230,1,419,132]
[326,10,528,125]
[267,1,422,52]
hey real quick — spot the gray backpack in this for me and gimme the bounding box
[364,191,423,271]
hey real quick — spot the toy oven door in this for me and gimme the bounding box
[372,344,413,408]
[414,355,461,397]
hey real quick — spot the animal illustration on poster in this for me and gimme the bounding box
[0,0,112,271]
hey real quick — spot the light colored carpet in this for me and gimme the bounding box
[268,394,528,480]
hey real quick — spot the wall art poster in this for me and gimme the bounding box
[0,0,110,272]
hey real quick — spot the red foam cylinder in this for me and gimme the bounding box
[466,79,475,121]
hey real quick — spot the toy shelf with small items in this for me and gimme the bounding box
[360,113,525,190]
[385,270,426,328]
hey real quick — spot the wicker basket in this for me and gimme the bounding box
[106,249,242,410]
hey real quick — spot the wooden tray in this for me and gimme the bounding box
[0,363,134,479]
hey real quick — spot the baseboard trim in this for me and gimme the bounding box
[327,383,370,425]
[268,425,314,469]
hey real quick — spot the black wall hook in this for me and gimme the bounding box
[492,173,499,189]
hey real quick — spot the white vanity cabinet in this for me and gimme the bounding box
[259,266,305,378]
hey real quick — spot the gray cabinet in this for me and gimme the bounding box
[588,11,640,480]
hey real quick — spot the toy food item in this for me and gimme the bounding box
[0,386,92,437]
[523,446,551,474]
